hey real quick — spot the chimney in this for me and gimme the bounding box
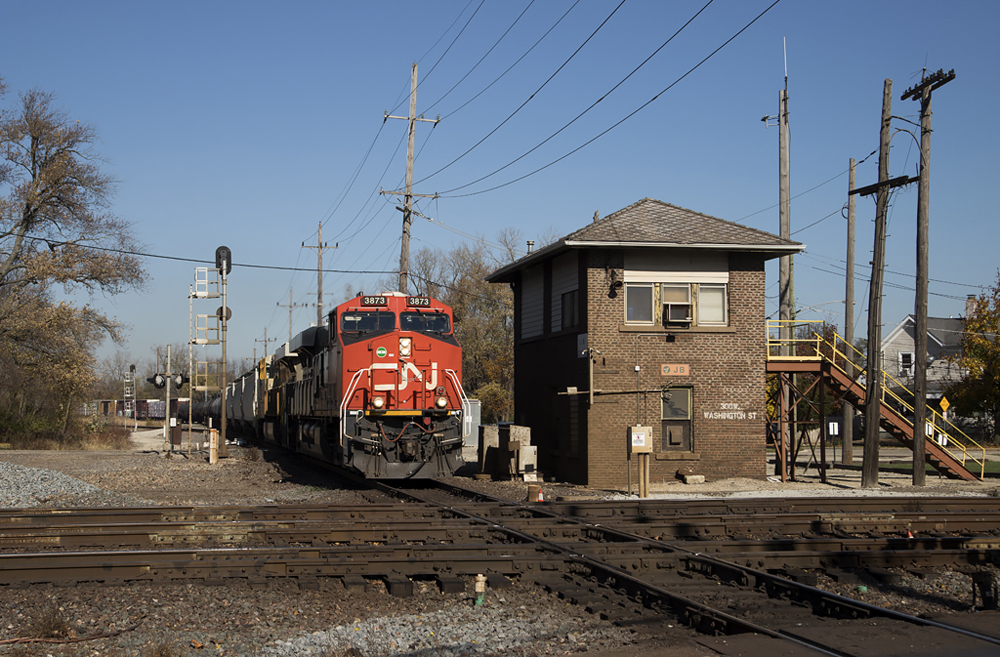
[966,295,978,318]
[526,240,534,253]
[593,210,600,223]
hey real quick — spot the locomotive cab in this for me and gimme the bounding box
[217,291,467,480]
[336,292,467,478]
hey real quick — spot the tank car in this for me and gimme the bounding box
[225,291,469,479]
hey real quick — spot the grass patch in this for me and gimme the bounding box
[29,604,71,639]
[6,422,134,451]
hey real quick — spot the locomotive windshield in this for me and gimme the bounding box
[340,311,396,333]
[400,311,451,334]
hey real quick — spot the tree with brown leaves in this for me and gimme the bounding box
[947,272,1000,442]
[0,78,147,431]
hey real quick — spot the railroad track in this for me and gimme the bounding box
[2,483,999,655]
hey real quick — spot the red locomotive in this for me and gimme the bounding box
[225,291,469,479]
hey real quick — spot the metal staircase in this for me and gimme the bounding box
[766,320,985,481]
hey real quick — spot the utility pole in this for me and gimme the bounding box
[852,79,916,488]
[277,289,308,343]
[902,68,955,486]
[778,79,795,480]
[255,328,275,362]
[302,222,338,328]
[382,63,439,294]
[842,158,856,465]
[862,80,893,488]
[763,47,793,479]
[777,75,793,349]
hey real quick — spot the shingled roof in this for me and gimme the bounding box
[487,198,802,282]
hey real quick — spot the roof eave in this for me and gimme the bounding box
[486,240,804,283]
[564,240,803,252]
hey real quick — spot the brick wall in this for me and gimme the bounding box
[511,248,770,489]
[584,250,768,488]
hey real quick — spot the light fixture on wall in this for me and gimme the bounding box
[609,270,622,297]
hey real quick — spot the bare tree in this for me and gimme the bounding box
[0,78,147,432]
[0,81,146,324]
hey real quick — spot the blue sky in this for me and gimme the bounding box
[3,0,997,373]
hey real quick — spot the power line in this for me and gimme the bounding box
[436,1,580,122]
[425,0,717,194]
[19,234,394,276]
[438,0,783,198]
[735,148,878,224]
[386,0,484,117]
[423,0,539,116]
[791,206,843,236]
[414,0,629,187]
[327,126,411,245]
[315,120,387,236]
[804,251,983,290]
[802,260,968,302]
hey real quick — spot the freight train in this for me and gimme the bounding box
[190,292,470,479]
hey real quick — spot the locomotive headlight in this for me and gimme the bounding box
[372,396,386,409]
[399,337,412,357]
[435,396,448,409]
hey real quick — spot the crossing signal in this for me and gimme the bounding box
[172,373,190,389]
[147,373,166,389]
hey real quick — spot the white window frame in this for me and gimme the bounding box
[624,281,729,328]
[899,351,914,377]
[661,284,693,327]
[625,283,654,324]
[696,284,728,326]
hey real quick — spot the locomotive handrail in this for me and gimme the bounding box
[445,368,472,440]
[340,368,370,446]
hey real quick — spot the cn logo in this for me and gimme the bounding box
[372,362,438,391]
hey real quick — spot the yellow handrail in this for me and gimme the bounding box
[767,319,986,479]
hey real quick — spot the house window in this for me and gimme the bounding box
[661,284,693,327]
[561,289,579,330]
[624,282,728,328]
[899,352,914,377]
[625,284,653,323]
[661,387,692,451]
[697,284,728,325]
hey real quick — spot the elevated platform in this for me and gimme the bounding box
[767,320,984,481]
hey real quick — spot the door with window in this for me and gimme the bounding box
[661,387,692,451]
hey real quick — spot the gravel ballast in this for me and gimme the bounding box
[0,448,663,656]
[0,436,998,656]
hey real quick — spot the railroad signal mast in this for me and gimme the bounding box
[123,364,137,431]
[147,346,186,451]
[188,246,232,460]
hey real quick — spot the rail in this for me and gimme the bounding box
[766,319,986,479]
